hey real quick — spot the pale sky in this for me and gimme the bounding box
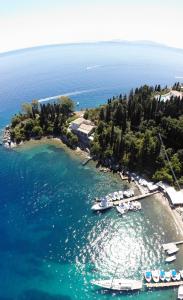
[0,0,183,53]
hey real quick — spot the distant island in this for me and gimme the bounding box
[3,82,183,186]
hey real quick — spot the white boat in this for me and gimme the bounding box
[152,270,160,283]
[116,202,129,215]
[76,101,79,106]
[166,245,179,255]
[165,255,176,263]
[178,285,183,299]
[132,201,142,211]
[91,199,113,211]
[180,270,183,279]
[165,271,171,282]
[91,279,142,291]
[171,269,177,281]
[112,193,117,201]
[118,191,123,199]
[160,270,165,281]
[144,271,152,283]
[123,189,134,198]
[176,272,181,281]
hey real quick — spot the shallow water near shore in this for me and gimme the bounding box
[0,142,183,300]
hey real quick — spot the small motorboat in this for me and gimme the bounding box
[118,191,123,199]
[165,255,176,263]
[132,201,142,211]
[166,245,179,255]
[171,269,177,281]
[176,272,181,281]
[116,203,129,215]
[165,271,171,282]
[144,271,152,282]
[178,285,183,299]
[123,189,134,198]
[160,270,165,281]
[152,270,160,283]
[180,270,183,279]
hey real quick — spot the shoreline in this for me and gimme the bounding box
[154,192,183,238]
[2,129,183,240]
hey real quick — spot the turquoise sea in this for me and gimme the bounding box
[1,42,183,299]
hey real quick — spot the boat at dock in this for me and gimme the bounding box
[152,270,160,283]
[123,189,134,198]
[180,270,183,279]
[160,270,165,281]
[165,255,176,263]
[91,198,113,211]
[116,202,129,215]
[144,271,152,282]
[165,271,171,281]
[171,270,177,281]
[116,201,141,215]
[91,279,142,291]
[166,245,179,255]
[177,273,181,281]
[178,285,183,299]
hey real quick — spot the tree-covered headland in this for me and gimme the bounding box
[9,82,183,185]
[84,83,183,185]
[10,96,79,148]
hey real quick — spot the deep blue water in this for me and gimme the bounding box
[0,42,183,299]
[1,42,183,126]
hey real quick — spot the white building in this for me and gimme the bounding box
[70,117,95,143]
[166,187,183,206]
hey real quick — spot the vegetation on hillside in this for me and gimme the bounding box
[10,96,78,148]
[84,83,183,185]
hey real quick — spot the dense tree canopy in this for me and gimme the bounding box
[84,82,183,185]
[10,98,78,148]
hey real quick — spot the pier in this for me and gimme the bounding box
[146,281,183,288]
[119,172,128,181]
[82,156,92,166]
[112,191,159,205]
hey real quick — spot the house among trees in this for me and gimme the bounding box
[69,117,95,145]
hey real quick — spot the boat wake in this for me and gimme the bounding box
[38,88,100,103]
[86,65,102,70]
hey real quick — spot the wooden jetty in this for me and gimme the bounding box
[94,191,159,204]
[112,191,159,206]
[119,172,128,181]
[146,281,183,288]
[82,157,92,166]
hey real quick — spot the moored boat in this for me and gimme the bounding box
[171,269,177,281]
[176,272,181,281]
[165,271,171,282]
[91,279,142,291]
[91,198,113,211]
[178,285,183,300]
[160,270,165,281]
[165,255,176,263]
[166,245,179,255]
[144,271,152,283]
[116,202,129,215]
[123,189,134,198]
[152,270,160,283]
[180,270,183,279]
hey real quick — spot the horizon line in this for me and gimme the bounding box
[1,39,183,56]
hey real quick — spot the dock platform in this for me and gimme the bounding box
[112,191,159,205]
[146,281,183,288]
